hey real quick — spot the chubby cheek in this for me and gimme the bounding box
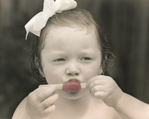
[83,70,97,82]
[43,66,64,84]
[83,64,101,82]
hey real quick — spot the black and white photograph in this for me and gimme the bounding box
[0,0,149,118]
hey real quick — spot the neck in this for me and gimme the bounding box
[53,91,104,118]
[55,91,93,116]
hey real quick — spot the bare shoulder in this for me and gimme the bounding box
[12,97,32,119]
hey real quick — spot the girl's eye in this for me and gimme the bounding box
[81,57,91,60]
[54,58,65,62]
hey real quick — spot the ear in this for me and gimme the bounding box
[35,57,45,77]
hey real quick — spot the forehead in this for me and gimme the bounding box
[43,26,99,50]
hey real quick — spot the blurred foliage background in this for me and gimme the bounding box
[0,0,149,118]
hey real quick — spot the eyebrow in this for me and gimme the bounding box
[81,53,94,56]
[80,50,95,55]
[49,50,96,56]
[50,51,65,56]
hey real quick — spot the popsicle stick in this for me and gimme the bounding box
[39,83,87,89]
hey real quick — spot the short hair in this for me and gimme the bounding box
[30,8,115,83]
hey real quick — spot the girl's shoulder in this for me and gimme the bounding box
[12,97,32,119]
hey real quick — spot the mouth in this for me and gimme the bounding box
[62,79,81,92]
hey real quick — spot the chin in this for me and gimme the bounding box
[56,89,89,100]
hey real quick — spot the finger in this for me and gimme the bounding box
[90,85,105,94]
[27,87,50,105]
[29,87,49,96]
[37,85,57,102]
[89,79,104,89]
[87,76,99,87]
[94,91,106,99]
[40,94,59,110]
[88,77,107,90]
[43,105,56,117]
[87,75,107,87]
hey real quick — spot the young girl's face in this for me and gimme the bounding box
[40,26,102,99]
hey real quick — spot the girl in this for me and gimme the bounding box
[12,0,149,119]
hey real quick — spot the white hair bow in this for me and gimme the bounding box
[25,0,77,39]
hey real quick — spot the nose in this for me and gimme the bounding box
[66,61,80,76]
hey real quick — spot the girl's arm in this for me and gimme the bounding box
[87,75,149,119]
[113,92,149,119]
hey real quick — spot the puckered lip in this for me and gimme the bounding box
[68,78,80,82]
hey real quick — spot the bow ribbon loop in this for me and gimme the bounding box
[55,0,77,13]
[25,0,77,39]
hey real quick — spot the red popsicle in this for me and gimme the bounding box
[62,79,81,92]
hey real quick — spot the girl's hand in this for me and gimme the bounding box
[87,75,123,107]
[26,85,59,119]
